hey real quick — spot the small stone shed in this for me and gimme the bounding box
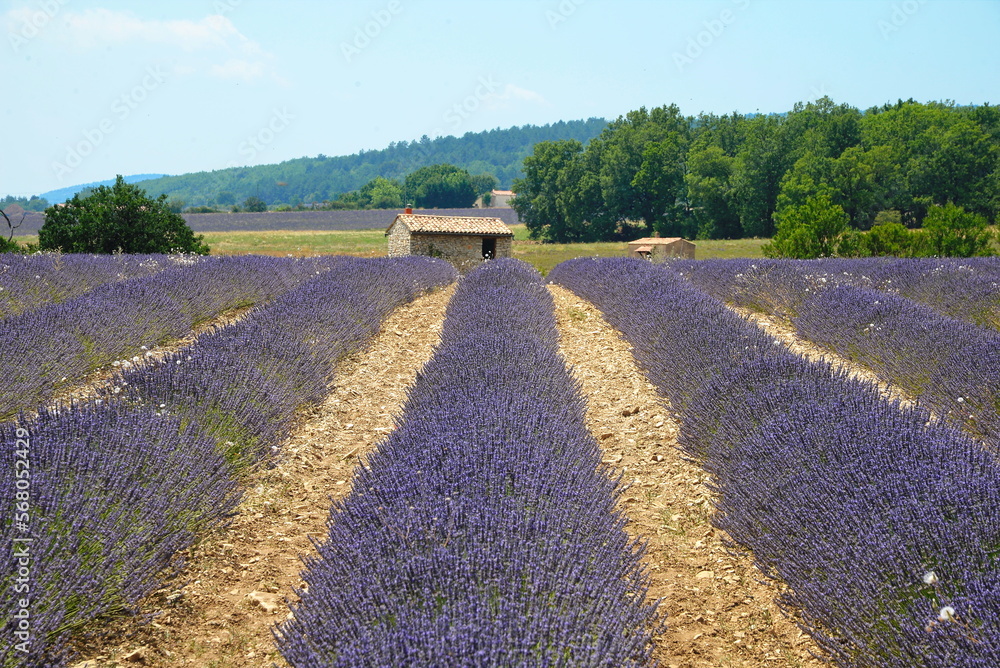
[627,237,696,260]
[386,210,514,270]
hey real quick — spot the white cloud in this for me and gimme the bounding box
[483,84,550,110]
[211,58,265,81]
[4,6,276,81]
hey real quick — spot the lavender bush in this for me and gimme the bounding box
[0,256,455,666]
[278,259,660,667]
[111,255,458,470]
[673,257,1000,331]
[0,404,240,668]
[794,284,1000,447]
[0,255,325,421]
[549,257,1000,667]
[0,252,167,320]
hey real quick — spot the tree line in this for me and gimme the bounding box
[132,119,608,209]
[512,98,1000,256]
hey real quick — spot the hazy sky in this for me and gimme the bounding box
[2,0,997,197]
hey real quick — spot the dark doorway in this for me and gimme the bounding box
[482,237,496,259]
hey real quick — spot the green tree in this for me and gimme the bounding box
[631,135,693,238]
[242,196,267,212]
[909,119,997,217]
[39,175,209,254]
[404,164,477,208]
[765,189,848,259]
[348,176,405,209]
[918,202,993,257]
[589,105,691,235]
[470,172,500,198]
[367,178,404,209]
[732,114,795,237]
[685,144,740,239]
[512,140,584,242]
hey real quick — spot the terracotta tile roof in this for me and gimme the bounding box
[389,213,514,236]
[629,237,686,245]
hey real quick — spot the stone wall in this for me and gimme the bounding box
[410,234,513,273]
[494,237,513,258]
[386,224,411,257]
[387,227,513,271]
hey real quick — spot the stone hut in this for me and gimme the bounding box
[476,189,515,208]
[386,209,514,271]
[627,237,696,261]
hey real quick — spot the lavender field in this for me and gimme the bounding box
[3,253,999,667]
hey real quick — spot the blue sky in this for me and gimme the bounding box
[2,0,997,197]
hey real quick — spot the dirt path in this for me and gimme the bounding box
[70,285,454,668]
[548,285,827,668]
[730,305,917,409]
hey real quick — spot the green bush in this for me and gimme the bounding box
[865,221,914,256]
[917,202,993,257]
[764,191,849,259]
[39,176,209,254]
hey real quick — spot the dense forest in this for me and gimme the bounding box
[132,119,608,209]
[513,98,1000,254]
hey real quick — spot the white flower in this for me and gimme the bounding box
[112,361,121,367]
[140,345,148,351]
[957,397,964,403]
[938,606,956,622]
[922,571,939,585]
[159,404,166,409]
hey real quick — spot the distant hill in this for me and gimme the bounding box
[39,174,169,205]
[134,119,608,208]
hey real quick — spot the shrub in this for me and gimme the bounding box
[39,176,209,255]
[917,203,993,257]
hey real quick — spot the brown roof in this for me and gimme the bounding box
[634,245,653,253]
[628,237,688,245]
[388,213,513,237]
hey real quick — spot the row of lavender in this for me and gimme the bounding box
[673,257,1000,330]
[549,258,1000,667]
[0,252,167,319]
[674,257,1000,448]
[0,256,456,667]
[279,259,660,666]
[794,285,1000,448]
[0,255,328,421]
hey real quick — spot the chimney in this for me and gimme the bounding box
[404,206,413,214]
